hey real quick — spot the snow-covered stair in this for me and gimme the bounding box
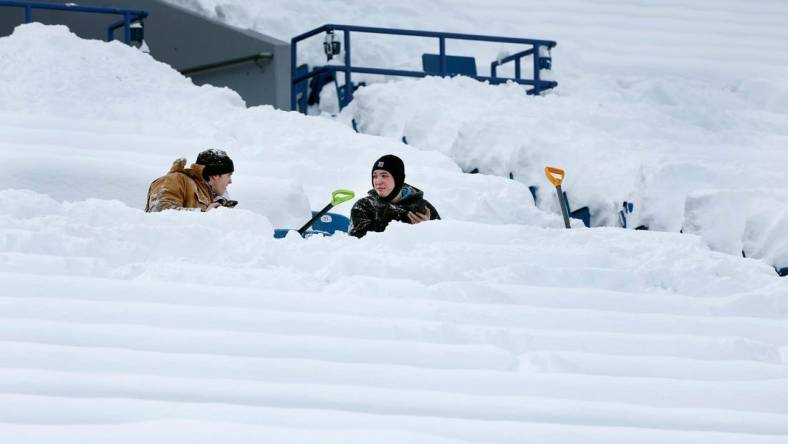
[1,15,787,444]
[2,197,787,443]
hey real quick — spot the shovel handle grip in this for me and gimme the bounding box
[544,166,565,187]
[331,189,355,206]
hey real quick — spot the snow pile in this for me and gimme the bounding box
[1,14,788,444]
[161,0,788,268]
[2,189,781,295]
[0,24,244,129]
[350,75,785,243]
[0,24,558,229]
[345,76,788,232]
[0,189,276,283]
[2,188,788,443]
[684,190,788,269]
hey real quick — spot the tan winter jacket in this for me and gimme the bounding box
[145,158,213,212]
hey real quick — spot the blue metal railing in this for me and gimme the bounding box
[0,0,148,45]
[291,24,558,113]
[490,47,552,84]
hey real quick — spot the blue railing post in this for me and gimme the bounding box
[439,36,446,76]
[290,39,297,111]
[532,45,541,94]
[24,4,31,22]
[515,59,521,80]
[123,12,131,44]
[343,29,352,107]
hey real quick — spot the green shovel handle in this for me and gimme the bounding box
[331,189,355,206]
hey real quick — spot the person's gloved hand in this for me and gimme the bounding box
[215,196,238,208]
[407,207,431,224]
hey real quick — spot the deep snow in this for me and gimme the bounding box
[0,23,559,229]
[2,187,787,443]
[162,0,788,269]
[1,3,787,443]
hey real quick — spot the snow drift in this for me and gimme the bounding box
[0,23,558,229]
[1,5,787,444]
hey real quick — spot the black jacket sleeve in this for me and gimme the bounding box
[349,197,409,237]
[349,198,377,238]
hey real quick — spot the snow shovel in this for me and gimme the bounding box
[296,189,355,236]
[544,166,571,229]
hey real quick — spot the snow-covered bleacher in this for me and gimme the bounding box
[0,1,787,442]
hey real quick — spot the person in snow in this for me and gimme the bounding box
[349,154,440,238]
[145,149,236,212]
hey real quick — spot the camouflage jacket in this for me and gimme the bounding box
[349,184,440,238]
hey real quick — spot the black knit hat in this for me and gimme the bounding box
[197,148,234,180]
[372,154,405,201]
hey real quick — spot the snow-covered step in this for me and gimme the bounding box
[2,368,788,435]
[5,271,782,321]
[519,350,788,380]
[2,293,787,361]
[0,314,782,368]
[3,287,787,344]
[3,341,787,401]
[1,9,787,443]
[473,282,788,319]
[0,318,517,371]
[3,394,787,444]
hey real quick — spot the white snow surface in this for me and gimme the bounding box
[1,8,788,444]
[2,186,787,444]
[684,190,788,268]
[162,0,788,267]
[0,23,556,229]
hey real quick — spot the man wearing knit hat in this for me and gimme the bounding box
[145,148,236,212]
[349,154,440,238]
